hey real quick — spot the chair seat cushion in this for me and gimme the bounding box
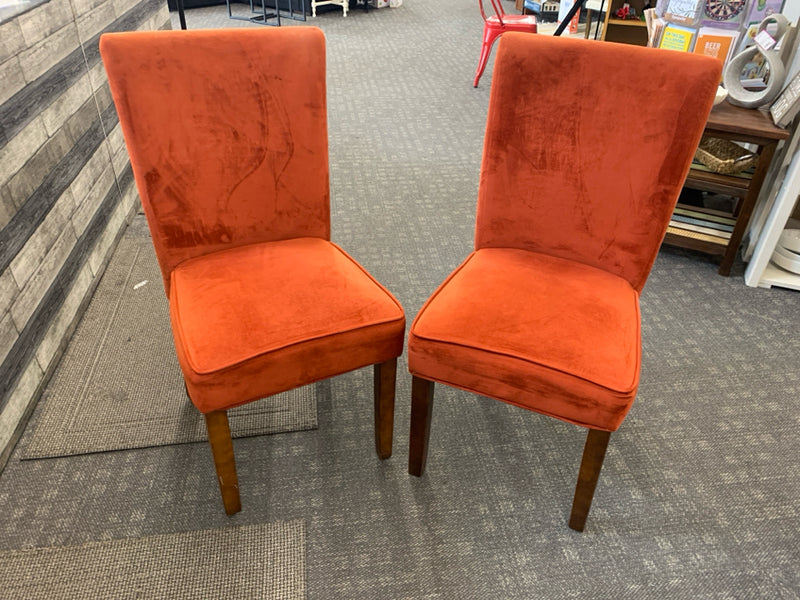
[408,248,640,431]
[170,237,405,412]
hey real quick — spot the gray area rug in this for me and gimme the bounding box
[0,520,306,599]
[22,232,317,459]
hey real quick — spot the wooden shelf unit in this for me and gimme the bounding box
[663,102,790,276]
[601,0,649,46]
[592,8,791,276]
[606,17,646,27]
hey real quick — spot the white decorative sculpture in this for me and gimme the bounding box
[723,14,791,109]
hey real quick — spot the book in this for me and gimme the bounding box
[664,0,703,26]
[693,27,739,69]
[740,53,769,90]
[658,23,697,52]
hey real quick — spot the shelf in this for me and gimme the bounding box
[705,102,791,144]
[664,205,736,255]
[744,147,800,290]
[664,226,728,254]
[685,168,751,197]
[754,263,800,291]
[606,18,646,27]
[673,205,736,225]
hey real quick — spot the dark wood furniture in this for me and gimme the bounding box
[663,101,790,276]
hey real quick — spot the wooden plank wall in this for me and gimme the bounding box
[0,0,170,467]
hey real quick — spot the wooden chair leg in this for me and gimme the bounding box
[569,428,612,532]
[204,410,241,516]
[408,375,435,477]
[373,358,397,460]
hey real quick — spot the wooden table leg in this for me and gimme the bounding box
[718,140,778,276]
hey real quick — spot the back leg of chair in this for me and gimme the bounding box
[474,28,502,88]
[569,428,612,532]
[374,358,398,459]
[408,375,435,476]
[204,410,242,516]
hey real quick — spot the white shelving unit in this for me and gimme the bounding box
[744,147,800,290]
[741,7,800,289]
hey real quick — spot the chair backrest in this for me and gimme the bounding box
[100,28,330,295]
[480,0,506,24]
[475,33,721,292]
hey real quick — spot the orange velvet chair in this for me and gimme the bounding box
[474,0,538,88]
[408,33,721,531]
[100,28,405,515]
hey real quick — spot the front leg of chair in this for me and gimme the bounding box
[568,428,612,532]
[374,358,397,459]
[204,410,242,516]
[408,375,435,477]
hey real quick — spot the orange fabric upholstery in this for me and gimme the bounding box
[474,34,720,293]
[170,238,404,413]
[100,28,405,514]
[411,248,640,431]
[101,28,331,297]
[408,33,720,530]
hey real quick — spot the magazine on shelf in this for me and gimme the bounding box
[655,0,669,17]
[693,26,739,67]
[664,0,703,26]
[659,22,697,51]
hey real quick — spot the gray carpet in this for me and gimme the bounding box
[22,227,317,459]
[0,520,305,599]
[0,1,798,599]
